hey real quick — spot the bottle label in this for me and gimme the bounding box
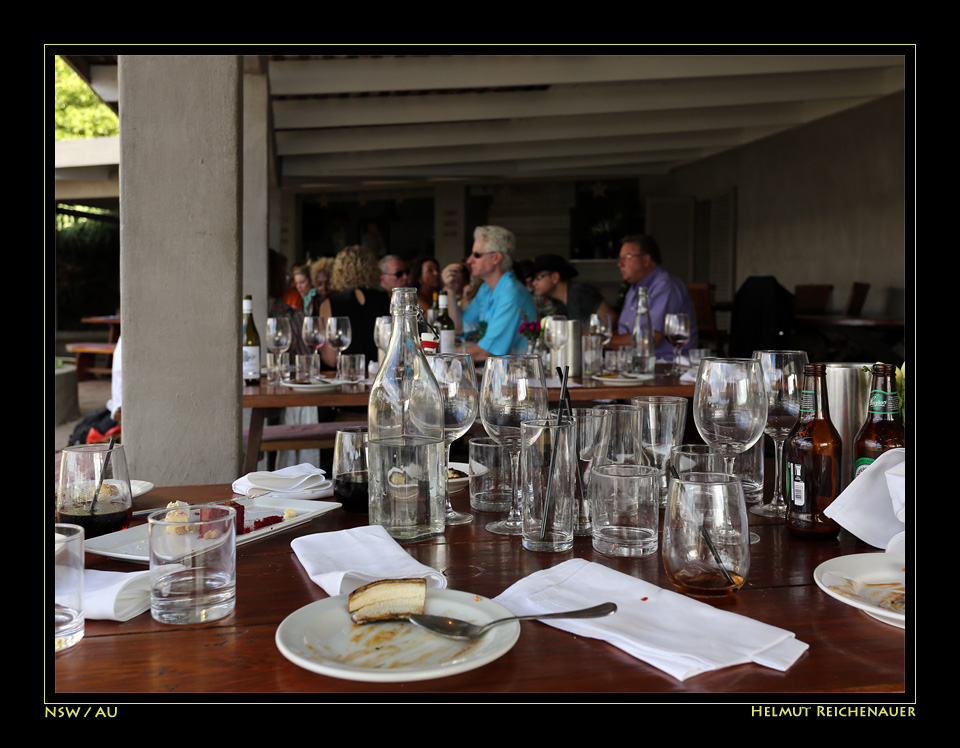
[866,389,900,415]
[243,346,260,379]
[787,461,805,506]
[798,389,816,414]
[440,329,456,354]
[854,457,875,477]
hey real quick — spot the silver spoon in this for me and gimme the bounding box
[408,602,617,640]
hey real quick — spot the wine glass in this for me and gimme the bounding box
[325,316,352,380]
[663,313,691,375]
[430,353,479,525]
[542,315,568,371]
[374,315,394,356]
[479,354,549,535]
[750,350,808,518]
[692,358,767,476]
[266,317,292,357]
[302,316,326,353]
[588,313,613,347]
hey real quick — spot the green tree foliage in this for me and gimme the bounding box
[54,56,119,140]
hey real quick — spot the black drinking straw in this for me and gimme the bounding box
[90,437,116,515]
[669,464,736,587]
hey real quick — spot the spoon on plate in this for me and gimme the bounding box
[408,602,616,640]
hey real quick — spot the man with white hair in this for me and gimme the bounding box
[379,254,410,293]
[442,225,537,361]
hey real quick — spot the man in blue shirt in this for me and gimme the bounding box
[441,226,537,361]
[611,234,698,360]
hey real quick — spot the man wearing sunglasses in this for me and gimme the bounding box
[441,225,537,361]
[610,234,698,359]
[379,255,410,293]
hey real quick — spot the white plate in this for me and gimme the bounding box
[131,480,154,499]
[275,588,519,682]
[448,462,470,491]
[620,372,655,381]
[280,380,341,392]
[814,553,906,628]
[84,496,341,563]
[591,375,644,385]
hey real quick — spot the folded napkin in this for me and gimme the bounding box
[494,559,808,682]
[233,463,332,499]
[84,568,152,621]
[824,449,905,550]
[291,525,447,596]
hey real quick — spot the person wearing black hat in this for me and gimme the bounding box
[530,254,616,324]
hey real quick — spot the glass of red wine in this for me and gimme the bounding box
[663,313,691,376]
[333,427,369,514]
[57,443,133,538]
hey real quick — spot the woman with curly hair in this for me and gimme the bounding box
[318,245,390,370]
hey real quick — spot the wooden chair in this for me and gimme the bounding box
[794,285,833,314]
[844,282,870,316]
[686,283,724,355]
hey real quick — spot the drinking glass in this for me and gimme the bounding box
[542,316,568,371]
[563,407,611,536]
[54,524,85,652]
[663,472,750,597]
[592,404,643,467]
[630,395,688,506]
[750,350,809,518]
[588,312,613,347]
[57,443,133,538]
[326,316,353,379]
[663,313,691,375]
[302,316,326,354]
[520,417,576,552]
[266,317,293,356]
[333,427,369,514]
[591,463,660,557]
[430,353,480,525]
[479,355,549,535]
[692,358,767,475]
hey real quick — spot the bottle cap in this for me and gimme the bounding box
[421,332,439,353]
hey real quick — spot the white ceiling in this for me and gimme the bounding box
[61,53,907,190]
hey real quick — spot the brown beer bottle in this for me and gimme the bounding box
[786,363,843,539]
[854,363,905,477]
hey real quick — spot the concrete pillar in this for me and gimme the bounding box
[119,55,242,485]
[243,60,269,358]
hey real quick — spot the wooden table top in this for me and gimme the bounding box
[243,373,695,409]
[53,483,907,700]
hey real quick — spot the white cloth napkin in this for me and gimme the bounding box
[494,559,808,682]
[83,568,152,621]
[290,525,447,596]
[233,463,332,499]
[824,449,905,550]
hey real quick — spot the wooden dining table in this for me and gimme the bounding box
[242,368,696,474]
[53,481,907,700]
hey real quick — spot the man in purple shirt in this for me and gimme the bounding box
[611,235,698,360]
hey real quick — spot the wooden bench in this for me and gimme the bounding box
[243,419,366,458]
[65,342,116,380]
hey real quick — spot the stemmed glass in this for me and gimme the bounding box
[588,313,613,347]
[266,318,293,357]
[302,317,326,354]
[325,316,352,380]
[430,353,479,525]
[542,316,568,371]
[374,316,393,357]
[479,355,549,535]
[663,313,691,375]
[750,350,808,518]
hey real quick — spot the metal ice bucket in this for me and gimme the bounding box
[824,362,873,490]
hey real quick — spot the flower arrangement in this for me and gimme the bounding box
[519,316,541,346]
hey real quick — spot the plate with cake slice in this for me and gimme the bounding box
[275,582,520,682]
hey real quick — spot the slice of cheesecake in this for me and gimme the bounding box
[348,578,427,623]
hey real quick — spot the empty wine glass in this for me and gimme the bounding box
[663,313,691,375]
[302,316,326,354]
[542,316,568,371]
[374,315,394,356]
[266,317,293,357]
[430,353,479,525]
[325,316,352,380]
[693,358,767,476]
[479,355,549,535]
[750,350,809,518]
[588,313,613,347]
